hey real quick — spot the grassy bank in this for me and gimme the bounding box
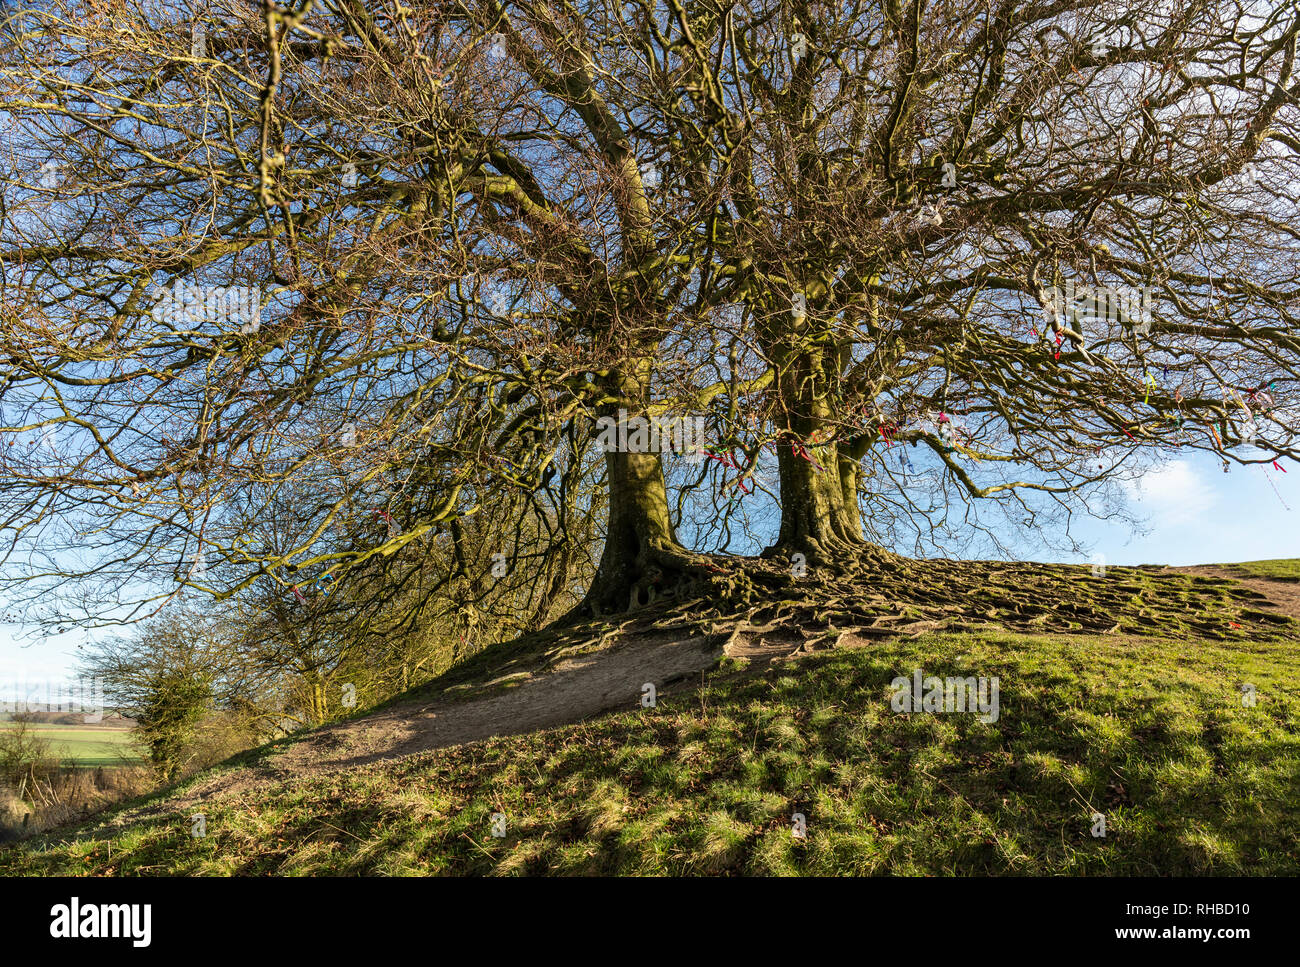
[3,625,1296,875]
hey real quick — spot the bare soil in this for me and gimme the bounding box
[1167,564,1300,622]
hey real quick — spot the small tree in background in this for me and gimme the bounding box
[0,715,56,792]
[135,672,213,781]
[78,607,252,780]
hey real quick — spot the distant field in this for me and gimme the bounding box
[0,723,142,767]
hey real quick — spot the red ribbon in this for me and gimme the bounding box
[704,447,753,494]
[792,443,824,472]
[704,449,735,470]
[1273,461,1287,473]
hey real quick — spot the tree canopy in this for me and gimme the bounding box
[1,0,1297,635]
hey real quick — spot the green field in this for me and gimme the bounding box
[0,724,142,767]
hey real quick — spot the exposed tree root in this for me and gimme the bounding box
[556,550,1292,663]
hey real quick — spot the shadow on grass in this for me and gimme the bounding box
[7,630,1297,875]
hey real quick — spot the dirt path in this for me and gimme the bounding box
[130,626,727,815]
[265,610,943,777]
[1167,565,1300,623]
[273,630,724,773]
[141,614,909,814]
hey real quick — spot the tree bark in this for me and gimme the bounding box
[572,369,706,617]
[582,444,682,613]
[762,332,867,563]
[772,439,864,559]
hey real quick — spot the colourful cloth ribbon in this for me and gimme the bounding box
[703,446,753,493]
[791,442,824,472]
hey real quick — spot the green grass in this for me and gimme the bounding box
[4,628,1297,875]
[1215,559,1300,582]
[0,724,143,767]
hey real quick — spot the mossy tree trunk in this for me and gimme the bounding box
[773,438,864,557]
[576,364,705,616]
[762,324,867,564]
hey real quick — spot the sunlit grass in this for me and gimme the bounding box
[5,627,1297,876]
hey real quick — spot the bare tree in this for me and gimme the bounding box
[641,0,1300,565]
[1,0,1297,640]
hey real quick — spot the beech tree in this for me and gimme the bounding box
[1,0,1298,636]
[637,0,1300,564]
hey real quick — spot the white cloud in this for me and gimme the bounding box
[1120,459,1215,526]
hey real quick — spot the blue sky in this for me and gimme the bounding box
[1071,449,1298,567]
[2,446,1295,685]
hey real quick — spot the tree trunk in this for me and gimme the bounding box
[573,367,706,617]
[582,445,682,613]
[762,334,867,563]
[770,438,864,562]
